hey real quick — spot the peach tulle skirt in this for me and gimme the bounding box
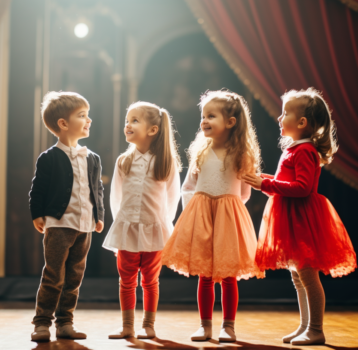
[162,192,265,282]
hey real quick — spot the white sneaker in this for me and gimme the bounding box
[31,326,50,342]
[56,324,87,339]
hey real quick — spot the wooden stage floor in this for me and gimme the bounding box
[0,308,357,350]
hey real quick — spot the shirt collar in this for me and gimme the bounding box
[287,138,312,149]
[56,140,82,155]
[134,148,152,162]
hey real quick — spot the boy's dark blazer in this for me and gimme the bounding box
[29,146,104,224]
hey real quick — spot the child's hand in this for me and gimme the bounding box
[95,220,104,233]
[33,217,45,233]
[242,174,263,191]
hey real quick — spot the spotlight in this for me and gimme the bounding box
[74,23,89,38]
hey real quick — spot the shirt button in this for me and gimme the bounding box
[67,188,71,193]
[62,203,67,207]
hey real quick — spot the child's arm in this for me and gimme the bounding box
[29,153,51,233]
[166,162,181,222]
[181,163,198,210]
[95,157,105,233]
[110,158,123,220]
[260,173,275,179]
[244,148,317,197]
[240,179,251,204]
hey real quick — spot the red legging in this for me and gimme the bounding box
[117,250,162,312]
[198,275,238,321]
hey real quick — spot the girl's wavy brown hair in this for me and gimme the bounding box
[118,101,182,181]
[281,88,338,166]
[187,90,261,177]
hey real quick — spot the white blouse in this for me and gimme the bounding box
[45,141,95,233]
[102,149,181,252]
[182,148,251,209]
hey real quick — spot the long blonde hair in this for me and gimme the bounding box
[118,101,182,181]
[187,90,261,176]
[280,88,338,166]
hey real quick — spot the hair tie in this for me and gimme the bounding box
[159,108,163,117]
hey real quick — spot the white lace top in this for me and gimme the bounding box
[102,149,181,252]
[182,148,251,208]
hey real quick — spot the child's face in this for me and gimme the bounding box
[278,99,307,140]
[201,101,235,141]
[124,108,157,147]
[63,106,91,140]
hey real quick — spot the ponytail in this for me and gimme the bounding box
[150,108,178,181]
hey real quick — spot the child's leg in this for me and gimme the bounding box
[55,231,91,339]
[219,277,238,342]
[136,251,162,339]
[283,270,309,343]
[291,268,325,345]
[33,228,77,327]
[109,250,140,339]
[191,275,214,341]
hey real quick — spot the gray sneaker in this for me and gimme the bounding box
[31,326,50,342]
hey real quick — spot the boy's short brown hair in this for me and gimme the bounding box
[41,91,90,135]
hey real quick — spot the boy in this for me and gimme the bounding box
[29,91,104,341]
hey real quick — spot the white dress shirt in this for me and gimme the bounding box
[45,141,95,233]
[182,148,251,209]
[102,148,181,252]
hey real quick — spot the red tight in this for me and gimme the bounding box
[117,250,162,312]
[198,275,238,321]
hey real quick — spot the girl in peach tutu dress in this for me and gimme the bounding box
[162,90,264,342]
[243,88,357,346]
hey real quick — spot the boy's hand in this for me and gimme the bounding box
[242,174,263,191]
[95,220,104,233]
[33,217,45,233]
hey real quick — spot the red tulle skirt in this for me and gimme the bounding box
[255,193,357,277]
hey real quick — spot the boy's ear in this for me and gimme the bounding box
[57,118,69,131]
[297,117,308,129]
[226,117,237,129]
[148,125,159,137]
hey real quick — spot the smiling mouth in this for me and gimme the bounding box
[84,127,90,131]
[203,127,211,131]
[126,131,133,135]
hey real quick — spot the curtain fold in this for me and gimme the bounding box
[187,0,358,189]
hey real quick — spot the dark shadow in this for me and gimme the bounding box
[233,340,302,350]
[325,345,358,350]
[32,339,93,350]
[126,336,198,349]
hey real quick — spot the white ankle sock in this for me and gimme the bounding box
[137,310,156,339]
[109,309,135,339]
[291,327,326,345]
[191,319,212,341]
[219,320,236,342]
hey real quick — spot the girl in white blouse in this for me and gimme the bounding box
[162,90,264,342]
[103,101,181,340]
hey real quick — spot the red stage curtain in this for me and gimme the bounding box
[187,0,358,189]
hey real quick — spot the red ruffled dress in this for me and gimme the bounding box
[256,141,357,277]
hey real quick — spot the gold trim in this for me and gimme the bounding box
[185,0,358,190]
[339,0,358,11]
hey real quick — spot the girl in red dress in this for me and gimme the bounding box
[243,88,357,346]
